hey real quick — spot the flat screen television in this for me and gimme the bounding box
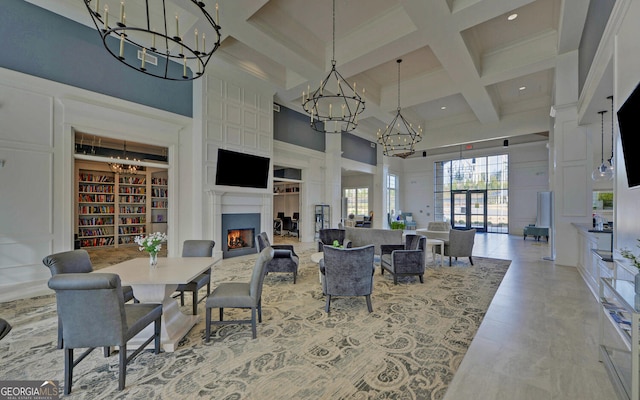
[215,149,270,189]
[617,82,640,188]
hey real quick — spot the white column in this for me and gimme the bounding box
[550,50,592,266]
[325,134,342,227]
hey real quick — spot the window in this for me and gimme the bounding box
[434,154,508,233]
[387,174,397,217]
[344,188,369,216]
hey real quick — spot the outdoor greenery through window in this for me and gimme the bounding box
[387,174,398,218]
[344,188,369,217]
[434,154,508,233]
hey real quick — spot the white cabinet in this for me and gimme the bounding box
[599,277,640,400]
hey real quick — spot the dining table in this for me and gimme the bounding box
[97,256,217,352]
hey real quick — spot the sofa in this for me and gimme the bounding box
[344,227,403,256]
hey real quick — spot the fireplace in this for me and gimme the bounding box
[227,228,255,251]
[221,213,261,259]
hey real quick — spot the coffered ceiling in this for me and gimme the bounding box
[28,0,593,154]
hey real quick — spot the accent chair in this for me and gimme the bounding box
[205,247,274,342]
[444,228,477,266]
[319,244,375,313]
[380,234,427,284]
[42,249,136,349]
[48,273,162,394]
[174,240,215,315]
[256,232,299,283]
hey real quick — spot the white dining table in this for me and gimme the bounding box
[97,256,216,352]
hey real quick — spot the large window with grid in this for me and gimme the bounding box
[434,154,508,233]
[344,188,369,216]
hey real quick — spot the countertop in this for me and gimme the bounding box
[572,223,613,234]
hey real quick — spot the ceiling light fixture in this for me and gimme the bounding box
[606,95,615,178]
[377,59,423,158]
[82,0,221,81]
[109,141,139,174]
[519,86,526,91]
[441,106,447,110]
[592,110,613,181]
[301,0,365,133]
[507,13,518,21]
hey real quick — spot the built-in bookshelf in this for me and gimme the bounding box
[77,170,116,247]
[76,161,168,248]
[118,175,147,245]
[151,171,168,234]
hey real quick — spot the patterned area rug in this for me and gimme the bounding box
[0,249,510,399]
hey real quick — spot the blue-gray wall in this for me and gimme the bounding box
[0,0,192,117]
[273,104,325,152]
[274,104,376,165]
[579,0,615,96]
[342,133,377,166]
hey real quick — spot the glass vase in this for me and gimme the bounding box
[149,252,158,267]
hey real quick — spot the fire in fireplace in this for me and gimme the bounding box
[227,228,255,250]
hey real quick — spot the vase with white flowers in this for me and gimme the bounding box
[134,232,167,267]
[620,239,640,293]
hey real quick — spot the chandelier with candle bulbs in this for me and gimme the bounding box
[377,59,423,158]
[83,0,221,81]
[109,141,139,174]
[301,0,365,134]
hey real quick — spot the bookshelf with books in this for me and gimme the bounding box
[76,161,169,248]
[150,170,168,234]
[77,169,116,247]
[117,174,147,245]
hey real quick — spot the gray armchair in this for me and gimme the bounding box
[205,247,274,342]
[317,228,348,252]
[319,245,375,313]
[380,234,426,284]
[444,228,476,266]
[42,249,136,349]
[174,240,215,315]
[48,273,162,394]
[256,232,299,283]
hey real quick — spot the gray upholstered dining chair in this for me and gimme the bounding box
[0,318,11,341]
[42,249,136,349]
[174,240,215,315]
[204,246,274,342]
[48,273,162,395]
[380,234,427,284]
[256,232,299,283]
[320,244,375,313]
[444,228,477,266]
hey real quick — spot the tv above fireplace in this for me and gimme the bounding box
[215,148,271,189]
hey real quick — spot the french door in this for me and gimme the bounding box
[451,190,487,231]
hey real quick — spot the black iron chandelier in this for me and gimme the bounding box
[83,0,221,81]
[301,0,365,133]
[377,59,423,158]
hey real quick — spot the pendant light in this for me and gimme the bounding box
[592,110,614,181]
[605,95,615,178]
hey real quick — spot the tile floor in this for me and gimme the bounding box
[274,233,618,399]
[438,233,617,400]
